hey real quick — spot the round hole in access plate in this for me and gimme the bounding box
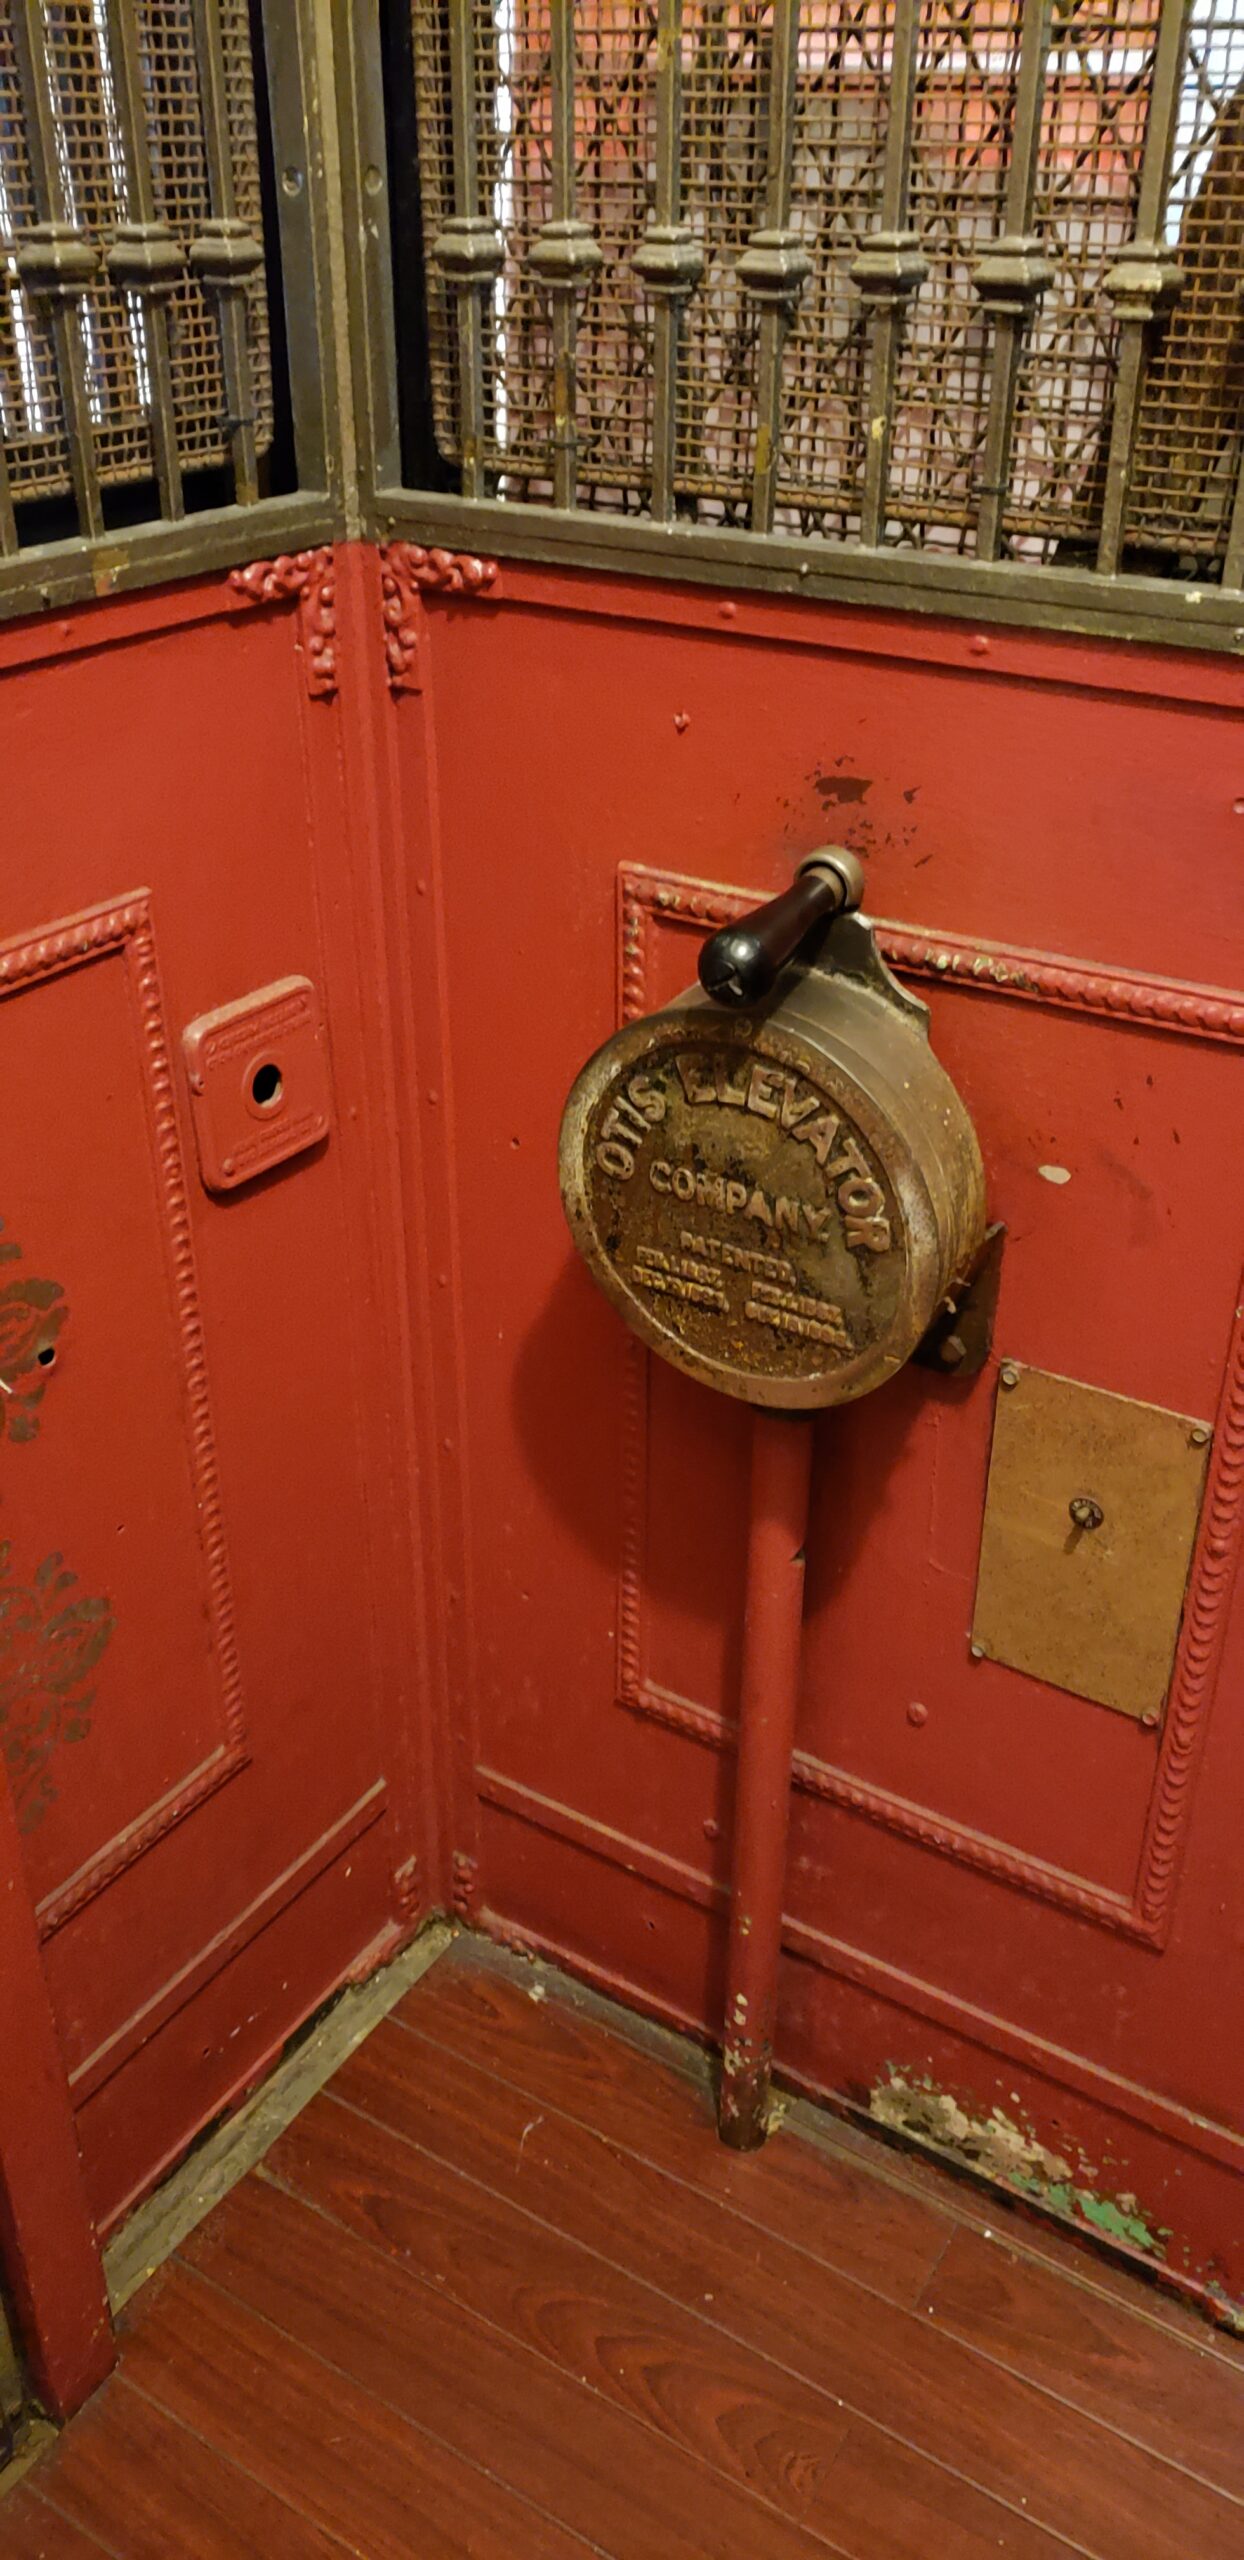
[250,1060,283,1111]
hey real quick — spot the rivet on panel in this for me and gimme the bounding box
[1189,1423,1212,1447]
[999,1362,1020,1389]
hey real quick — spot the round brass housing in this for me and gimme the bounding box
[559,913,985,1410]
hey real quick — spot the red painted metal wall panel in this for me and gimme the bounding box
[391,559,1244,2312]
[1,558,427,2243]
[3,542,1241,2349]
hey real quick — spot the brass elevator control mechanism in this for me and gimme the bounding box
[559,851,989,1411]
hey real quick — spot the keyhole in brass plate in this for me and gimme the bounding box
[1068,1494,1104,1533]
[251,1060,283,1110]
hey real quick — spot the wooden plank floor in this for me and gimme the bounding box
[3,1937,1242,2560]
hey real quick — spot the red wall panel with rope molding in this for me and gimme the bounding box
[386,551,1244,2316]
[3,542,1242,2383]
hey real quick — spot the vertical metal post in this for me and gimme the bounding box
[1223,449,1244,592]
[11,0,104,540]
[257,0,340,501]
[718,1410,815,2151]
[632,0,702,523]
[189,0,264,506]
[0,445,17,559]
[102,0,184,521]
[529,0,602,509]
[432,0,503,497]
[971,0,1053,563]
[1095,0,1189,577]
[737,0,810,534]
[850,0,926,548]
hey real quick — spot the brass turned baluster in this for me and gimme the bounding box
[632,0,703,524]
[433,0,504,498]
[1095,0,1189,577]
[971,0,1054,563]
[11,0,104,540]
[737,0,810,535]
[102,0,185,523]
[189,0,264,506]
[850,0,927,548]
[528,0,603,510]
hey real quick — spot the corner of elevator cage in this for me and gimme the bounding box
[0,0,311,570]
[402,0,1244,596]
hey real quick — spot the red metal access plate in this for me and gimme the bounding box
[182,977,332,1193]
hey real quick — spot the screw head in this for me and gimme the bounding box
[999,1362,1020,1390]
[1069,1494,1105,1533]
[1140,1708,1161,1731]
[1190,1423,1212,1448]
[970,1641,985,1661]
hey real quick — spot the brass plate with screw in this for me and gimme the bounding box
[971,1364,1212,1722]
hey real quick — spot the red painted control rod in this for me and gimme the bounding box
[717,1409,816,2149]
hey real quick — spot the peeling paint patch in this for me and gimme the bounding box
[1037,1163,1072,1185]
[870,2071,1170,2259]
[814,773,872,805]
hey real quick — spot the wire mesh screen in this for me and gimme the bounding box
[412,0,1244,572]
[1129,0,1244,549]
[0,0,272,506]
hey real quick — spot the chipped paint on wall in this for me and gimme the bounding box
[870,2069,1170,2257]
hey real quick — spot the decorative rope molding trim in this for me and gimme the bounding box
[623,1673,1142,1936]
[378,541,499,694]
[473,1769,1244,2208]
[615,861,1244,1949]
[228,548,337,699]
[0,895,249,1938]
[1136,1292,1244,1937]
[619,862,1244,1049]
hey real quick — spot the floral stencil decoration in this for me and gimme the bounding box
[0,1220,67,1444]
[0,1545,114,1833]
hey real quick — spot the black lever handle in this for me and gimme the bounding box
[697,851,864,1008]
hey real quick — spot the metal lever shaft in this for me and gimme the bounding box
[697,849,864,1007]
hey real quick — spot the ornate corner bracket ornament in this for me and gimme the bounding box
[450,1848,481,1921]
[228,548,337,699]
[378,543,500,695]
